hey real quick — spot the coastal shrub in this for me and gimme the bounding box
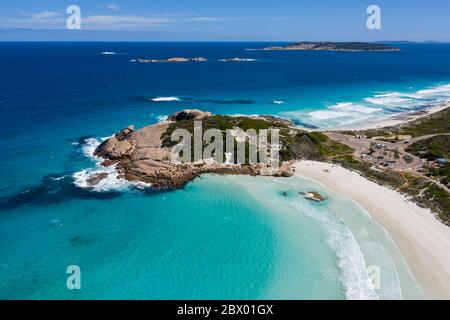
[403,176,450,225]
[362,107,450,138]
[406,135,450,160]
[334,155,404,189]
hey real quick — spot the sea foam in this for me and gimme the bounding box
[329,102,380,114]
[364,97,410,105]
[156,115,169,123]
[293,200,380,300]
[150,96,180,102]
[308,110,350,120]
[284,82,450,129]
[73,137,151,192]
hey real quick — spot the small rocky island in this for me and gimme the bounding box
[131,57,207,63]
[256,41,400,52]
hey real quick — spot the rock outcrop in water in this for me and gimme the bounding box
[301,191,325,202]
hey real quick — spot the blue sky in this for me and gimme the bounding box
[0,0,449,41]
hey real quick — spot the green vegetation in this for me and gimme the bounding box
[162,115,286,148]
[332,155,405,189]
[402,174,450,225]
[282,42,399,51]
[307,132,354,158]
[279,131,344,162]
[403,154,414,163]
[333,155,449,224]
[362,107,450,138]
[406,135,450,160]
[338,107,450,224]
[161,115,353,163]
[160,113,449,224]
[406,135,449,187]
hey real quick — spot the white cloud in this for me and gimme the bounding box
[0,12,173,30]
[32,12,62,19]
[192,16,240,22]
[82,15,173,30]
[190,16,288,23]
[1,12,65,29]
[107,4,120,12]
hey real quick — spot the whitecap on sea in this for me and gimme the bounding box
[73,137,152,192]
[281,82,450,129]
[150,96,180,102]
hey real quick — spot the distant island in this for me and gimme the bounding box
[131,57,258,63]
[131,57,207,63]
[253,42,400,52]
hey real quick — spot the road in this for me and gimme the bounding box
[326,132,450,192]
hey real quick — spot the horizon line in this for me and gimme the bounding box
[0,40,449,43]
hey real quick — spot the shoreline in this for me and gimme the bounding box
[319,102,450,132]
[294,160,450,299]
[342,101,450,131]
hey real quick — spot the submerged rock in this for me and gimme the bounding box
[86,172,109,186]
[300,191,325,202]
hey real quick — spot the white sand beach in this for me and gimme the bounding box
[294,160,450,299]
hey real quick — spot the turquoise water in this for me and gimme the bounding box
[1,42,449,299]
[0,173,425,299]
[230,175,424,300]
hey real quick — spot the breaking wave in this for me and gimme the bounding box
[156,115,169,123]
[150,96,180,102]
[281,82,450,129]
[73,137,151,192]
[292,200,379,300]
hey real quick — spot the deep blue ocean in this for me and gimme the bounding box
[0,42,449,299]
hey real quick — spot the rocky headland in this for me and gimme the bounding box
[91,109,297,189]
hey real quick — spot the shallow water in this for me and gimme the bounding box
[1,42,449,299]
